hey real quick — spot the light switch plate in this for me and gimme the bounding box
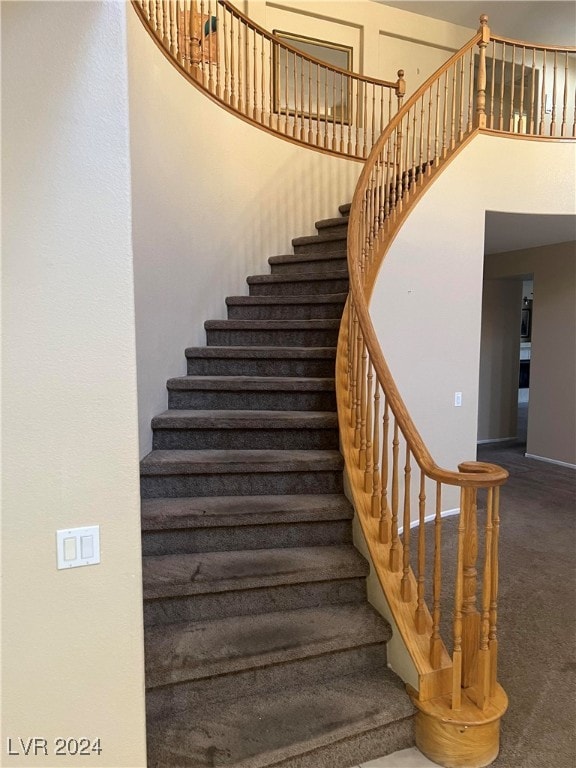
[57,526,100,569]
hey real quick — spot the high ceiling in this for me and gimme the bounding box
[378,1,576,47]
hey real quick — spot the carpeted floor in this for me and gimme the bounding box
[472,436,576,768]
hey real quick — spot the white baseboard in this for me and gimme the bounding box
[398,507,459,535]
[524,453,576,469]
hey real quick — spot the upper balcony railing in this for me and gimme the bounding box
[132,0,405,160]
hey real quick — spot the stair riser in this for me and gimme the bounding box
[142,519,352,556]
[205,328,339,347]
[249,278,349,297]
[316,223,349,238]
[226,302,345,321]
[152,427,339,451]
[270,257,347,276]
[293,240,346,256]
[143,577,367,627]
[168,390,336,411]
[186,357,336,377]
[141,470,343,498]
[146,643,388,718]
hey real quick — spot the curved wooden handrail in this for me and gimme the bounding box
[338,14,574,764]
[131,0,405,160]
[490,32,576,53]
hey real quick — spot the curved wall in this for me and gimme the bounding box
[371,134,576,504]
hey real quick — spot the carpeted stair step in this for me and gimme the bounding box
[339,202,351,216]
[152,410,339,451]
[147,663,414,768]
[142,544,369,626]
[141,493,353,556]
[268,251,347,276]
[292,231,347,255]
[204,319,340,347]
[315,215,349,238]
[225,293,347,321]
[185,346,337,377]
[167,376,336,411]
[146,602,390,690]
[247,271,349,297]
[140,448,344,498]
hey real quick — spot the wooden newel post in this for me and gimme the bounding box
[396,69,406,109]
[476,14,490,128]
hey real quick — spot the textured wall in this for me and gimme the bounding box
[2,2,146,765]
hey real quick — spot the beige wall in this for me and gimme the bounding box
[478,278,523,442]
[370,135,576,516]
[484,241,576,466]
[1,2,147,765]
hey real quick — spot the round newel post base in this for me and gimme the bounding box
[410,684,508,768]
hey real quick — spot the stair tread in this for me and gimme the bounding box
[167,376,335,391]
[145,603,390,687]
[247,271,348,284]
[225,294,347,306]
[140,449,343,475]
[152,409,338,429]
[268,251,346,266]
[143,544,368,599]
[147,664,413,768]
[316,215,350,229]
[185,346,336,358]
[339,202,351,215]
[292,231,347,247]
[204,319,340,329]
[141,494,353,530]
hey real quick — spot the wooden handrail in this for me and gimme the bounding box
[338,14,574,766]
[131,0,405,160]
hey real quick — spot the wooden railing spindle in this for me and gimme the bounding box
[415,471,426,633]
[430,482,443,667]
[379,400,390,543]
[389,420,401,572]
[400,445,412,602]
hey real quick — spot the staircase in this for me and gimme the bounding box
[140,204,415,768]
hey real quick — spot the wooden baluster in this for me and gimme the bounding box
[539,50,546,135]
[355,77,362,156]
[442,69,449,158]
[450,62,457,148]
[171,0,179,60]
[379,400,390,543]
[199,0,206,87]
[229,12,236,108]
[371,82,376,154]
[434,77,441,166]
[400,445,412,602]
[181,0,190,73]
[396,69,405,113]
[452,489,465,711]
[262,35,268,126]
[354,329,363,450]
[331,68,338,151]
[350,312,359,430]
[561,51,569,136]
[189,1,197,77]
[389,130,398,218]
[476,487,494,709]
[529,47,536,134]
[371,385,381,517]
[363,80,369,158]
[499,44,506,131]
[425,88,432,177]
[155,0,162,35]
[411,102,417,194]
[551,49,558,135]
[252,27,258,120]
[283,45,289,136]
[430,482,443,668]
[207,0,215,94]
[339,71,345,153]
[148,0,154,26]
[292,53,298,139]
[489,486,501,696]
[518,46,526,133]
[161,0,169,47]
[403,107,411,201]
[236,12,243,114]
[461,486,480,690]
[509,45,516,132]
[244,16,250,117]
[297,54,304,141]
[395,118,404,215]
[316,64,323,147]
[458,55,465,140]
[364,360,374,492]
[488,40,496,129]
[222,4,229,103]
[415,471,426,633]
[308,59,314,144]
[467,46,474,133]
[389,420,401,572]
